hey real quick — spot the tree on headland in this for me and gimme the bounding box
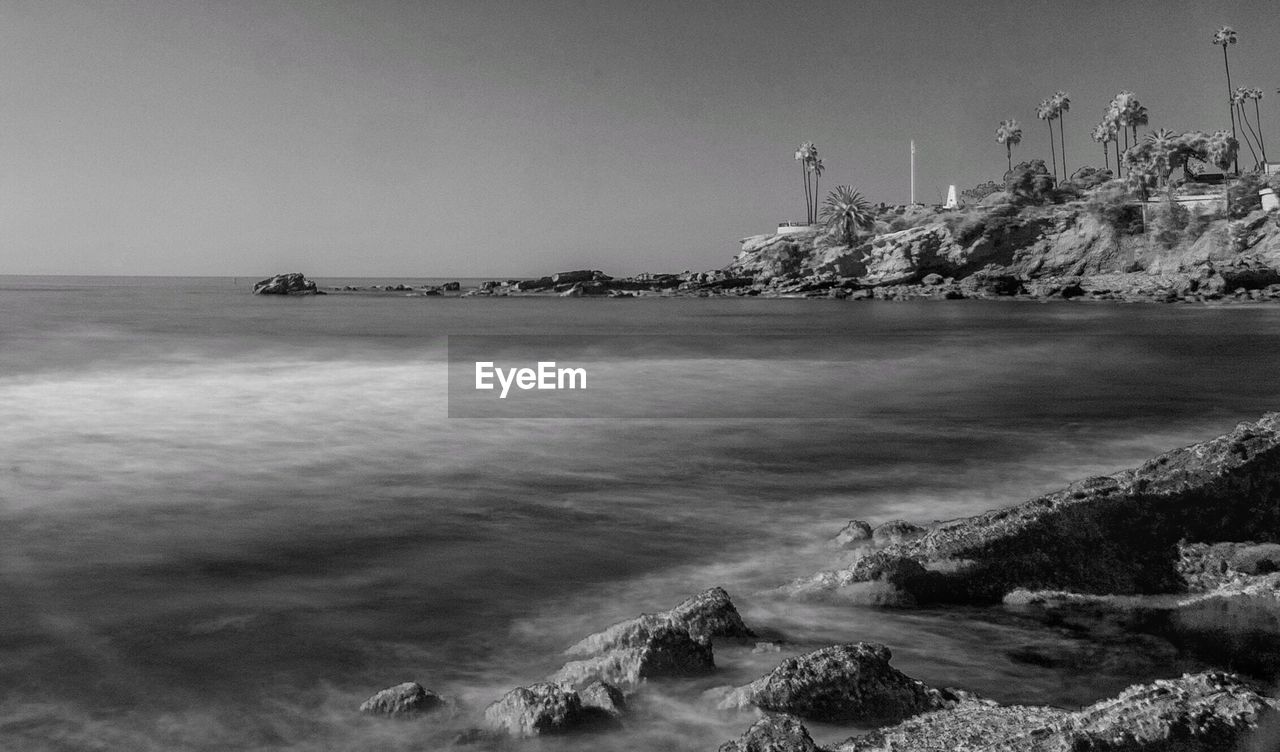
[1091,121,1115,170]
[1232,87,1266,168]
[996,120,1023,173]
[1037,98,1059,180]
[819,186,875,246]
[793,143,824,225]
[1052,91,1071,177]
[1213,25,1240,174]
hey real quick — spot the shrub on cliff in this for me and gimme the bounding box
[1066,166,1114,191]
[960,180,1003,204]
[1004,160,1056,204]
[1085,181,1143,234]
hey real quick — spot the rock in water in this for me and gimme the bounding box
[789,413,1280,605]
[252,272,318,295]
[838,671,1280,752]
[667,586,757,643]
[578,680,627,717]
[722,643,966,725]
[871,520,926,546]
[719,715,824,752]
[833,520,874,548]
[481,682,618,738]
[358,682,444,717]
[552,614,714,691]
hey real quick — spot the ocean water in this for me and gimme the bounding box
[2,275,1280,751]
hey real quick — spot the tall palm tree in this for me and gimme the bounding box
[1233,88,1261,168]
[1092,122,1113,170]
[819,186,875,246]
[996,119,1023,173]
[1214,25,1240,174]
[809,158,825,224]
[1037,99,1058,180]
[794,143,818,224]
[1052,91,1071,177]
[1104,104,1123,174]
[1252,89,1267,166]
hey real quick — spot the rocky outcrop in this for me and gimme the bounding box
[253,272,319,295]
[834,520,874,549]
[720,643,967,724]
[358,681,445,717]
[837,672,1279,752]
[788,414,1280,605]
[480,682,619,738]
[719,715,825,752]
[552,614,714,691]
[579,680,626,717]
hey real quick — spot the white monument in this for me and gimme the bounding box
[1262,188,1280,213]
[944,184,958,209]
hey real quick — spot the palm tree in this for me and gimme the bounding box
[996,119,1023,173]
[1129,105,1148,147]
[1233,88,1261,168]
[819,186,875,246]
[1091,122,1113,170]
[1104,104,1124,175]
[1037,99,1058,180]
[1052,91,1071,177]
[794,143,816,225]
[809,157,825,224]
[1213,25,1240,174]
[1144,128,1179,189]
[1252,89,1267,166]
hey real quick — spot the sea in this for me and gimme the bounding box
[2,275,1280,751]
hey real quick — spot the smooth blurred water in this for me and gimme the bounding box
[2,276,1280,750]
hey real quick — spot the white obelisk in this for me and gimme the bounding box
[910,140,916,205]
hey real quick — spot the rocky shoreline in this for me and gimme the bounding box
[351,414,1280,750]
[254,196,1280,304]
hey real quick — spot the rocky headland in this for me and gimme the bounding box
[256,185,1280,303]
[352,414,1280,750]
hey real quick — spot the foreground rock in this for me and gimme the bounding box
[553,587,754,691]
[789,413,1280,605]
[720,643,967,725]
[552,614,714,691]
[480,682,620,738]
[252,272,320,295]
[358,681,445,717]
[719,715,824,752]
[837,671,1279,752]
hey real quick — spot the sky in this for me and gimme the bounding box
[0,0,1277,277]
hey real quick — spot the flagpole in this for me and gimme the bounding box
[910,140,916,204]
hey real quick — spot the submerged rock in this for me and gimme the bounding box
[481,682,618,738]
[358,681,444,717]
[721,643,966,725]
[789,414,1280,605]
[252,272,319,295]
[837,671,1279,752]
[719,714,824,752]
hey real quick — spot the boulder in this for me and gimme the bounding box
[553,614,714,691]
[481,682,617,738]
[833,520,874,548]
[871,520,926,546]
[838,672,1280,752]
[788,414,1280,605]
[578,680,626,717]
[721,643,966,724]
[252,273,318,295]
[441,281,461,291]
[358,681,445,717]
[958,265,1023,297]
[667,586,757,643]
[719,715,824,752]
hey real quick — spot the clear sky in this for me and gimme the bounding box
[1,0,1277,277]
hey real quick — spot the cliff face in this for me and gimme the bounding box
[728,201,1280,296]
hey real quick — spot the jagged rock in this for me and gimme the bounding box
[834,520,874,548]
[719,715,824,752]
[788,414,1280,605]
[579,680,626,717]
[481,682,617,738]
[358,681,444,717]
[871,520,926,546]
[667,586,757,643]
[720,643,967,724]
[553,614,714,691]
[441,281,461,291]
[252,272,318,295]
[552,269,612,285]
[958,265,1023,297]
[838,672,1280,752]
